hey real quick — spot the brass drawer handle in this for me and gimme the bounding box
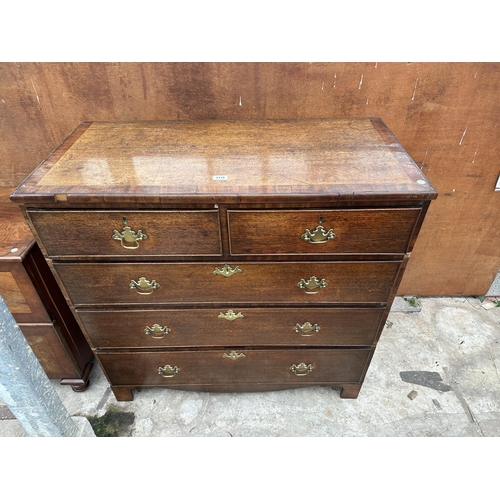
[301,225,336,244]
[144,324,171,338]
[218,310,244,321]
[157,364,179,378]
[290,363,314,376]
[129,277,160,295]
[297,276,327,294]
[293,322,320,336]
[222,351,246,360]
[213,264,243,278]
[112,219,148,249]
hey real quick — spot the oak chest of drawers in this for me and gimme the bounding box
[11,119,437,401]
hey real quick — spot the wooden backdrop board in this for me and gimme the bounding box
[1,62,499,295]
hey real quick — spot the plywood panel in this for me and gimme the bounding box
[1,62,499,295]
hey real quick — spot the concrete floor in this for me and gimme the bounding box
[1,296,499,437]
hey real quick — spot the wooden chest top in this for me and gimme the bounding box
[11,119,437,206]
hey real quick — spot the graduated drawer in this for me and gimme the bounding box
[78,307,385,348]
[228,208,420,255]
[26,209,222,257]
[97,348,370,386]
[54,261,402,306]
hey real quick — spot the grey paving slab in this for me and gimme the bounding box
[0,296,94,437]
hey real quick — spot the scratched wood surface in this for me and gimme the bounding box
[1,62,499,295]
[0,186,35,260]
[12,119,434,200]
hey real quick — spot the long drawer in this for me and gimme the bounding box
[97,348,371,387]
[54,261,402,306]
[78,307,385,348]
[27,209,222,257]
[228,208,420,255]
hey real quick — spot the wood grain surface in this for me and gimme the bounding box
[0,262,51,322]
[97,348,371,387]
[228,208,421,255]
[53,261,402,307]
[77,307,385,349]
[27,209,222,257]
[0,187,34,260]
[0,271,32,313]
[2,62,499,295]
[18,323,80,379]
[11,119,434,202]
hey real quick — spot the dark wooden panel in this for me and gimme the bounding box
[22,244,94,373]
[98,348,371,386]
[53,261,402,306]
[0,261,50,323]
[19,323,79,379]
[27,209,222,257]
[0,187,46,320]
[228,208,421,255]
[0,187,34,260]
[78,307,385,348]
[0,186,93,381]
[2,62,499,295]
[0,270,31,314]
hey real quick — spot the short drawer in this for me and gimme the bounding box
[97,348,371,387]
[78,307,385,348]
[27,209,222,257]
[228,208,420,255]
[54,261,402,306]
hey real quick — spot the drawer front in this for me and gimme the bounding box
[228,208,420,255]
[98,348,370,386]
[54,261,402,306]
[78,307,385,348]
[27,209,222,257]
